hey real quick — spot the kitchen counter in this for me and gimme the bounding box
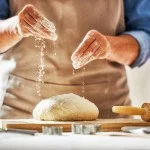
[1,118,150,150]
[0,132,150,150]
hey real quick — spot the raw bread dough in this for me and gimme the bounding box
[33,93,99,121]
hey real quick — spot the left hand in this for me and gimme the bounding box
[71,30,112,69]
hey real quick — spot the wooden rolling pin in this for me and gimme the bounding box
[112,103,150,122]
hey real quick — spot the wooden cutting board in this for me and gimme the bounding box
[1,118,150,132]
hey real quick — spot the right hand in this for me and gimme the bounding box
[71,30,111,69]
[16,4,57,40]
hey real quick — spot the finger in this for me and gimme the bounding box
[20,18,50,39]
[73,55,95,69]
[17,18,32,37]
[25,5,56,33]
[24,5,43,20]
[23,13,51,38]
[92,35,110,59]
[21,28,32,37]
[27,27,50,39]
[71,31,96,61]
[38,17,56,33]
[72,40,100,69]
[78,40,100,62]
[76,45,99,68]
[93,46,107,59]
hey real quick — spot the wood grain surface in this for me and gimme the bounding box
[1,119,150,132]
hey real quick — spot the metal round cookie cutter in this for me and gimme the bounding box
[72,124,101,135]
[42,126,63,135]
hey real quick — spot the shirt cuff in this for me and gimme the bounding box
[123,31,150,68]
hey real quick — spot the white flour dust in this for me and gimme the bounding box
[39,18,56,33]
[51,41,58,56]
[37,18,58,41]
[34,19,58,97]
[35,37,46,97]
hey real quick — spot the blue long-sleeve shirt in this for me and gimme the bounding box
[0,0,150,67]
[124,0,150,67]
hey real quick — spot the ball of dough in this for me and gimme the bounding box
[33,93,99,121]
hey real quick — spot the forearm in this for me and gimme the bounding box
[106,34,139,66]
[0,16,22,53]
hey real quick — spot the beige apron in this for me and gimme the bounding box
[0,0,131,119]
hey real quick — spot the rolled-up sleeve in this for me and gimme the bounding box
[0,0,9,19]
[123,0,150,68]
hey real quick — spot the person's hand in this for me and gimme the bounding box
[71,30,111,69]
[16,4,57,40]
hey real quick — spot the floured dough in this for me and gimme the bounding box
[33,93,99,121]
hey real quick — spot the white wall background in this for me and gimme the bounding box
[0,55,16,108]
[126,59,150,107]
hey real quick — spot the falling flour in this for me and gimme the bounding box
[51,41,58,56]
[34,19,58,97]
[35,37,46,97]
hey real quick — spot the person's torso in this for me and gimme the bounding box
[1,0,130,119]
[7,0,125,84]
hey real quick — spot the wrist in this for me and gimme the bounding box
[105,36,114,61]
[105,35,140,65]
